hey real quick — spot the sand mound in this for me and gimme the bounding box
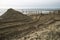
[0,8,32,22]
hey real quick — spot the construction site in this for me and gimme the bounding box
[0,8,60,40]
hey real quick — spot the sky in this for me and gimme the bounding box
[0,0,60,9]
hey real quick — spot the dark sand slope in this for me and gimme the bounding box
[0,8,33,29]
[0,8,33,40]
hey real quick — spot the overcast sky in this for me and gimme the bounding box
[0,0,60,9]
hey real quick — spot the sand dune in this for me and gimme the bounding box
[0,9,60,40]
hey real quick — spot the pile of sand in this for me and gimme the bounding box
[0,8,32,22]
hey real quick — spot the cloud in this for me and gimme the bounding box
[0,0,60,9]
